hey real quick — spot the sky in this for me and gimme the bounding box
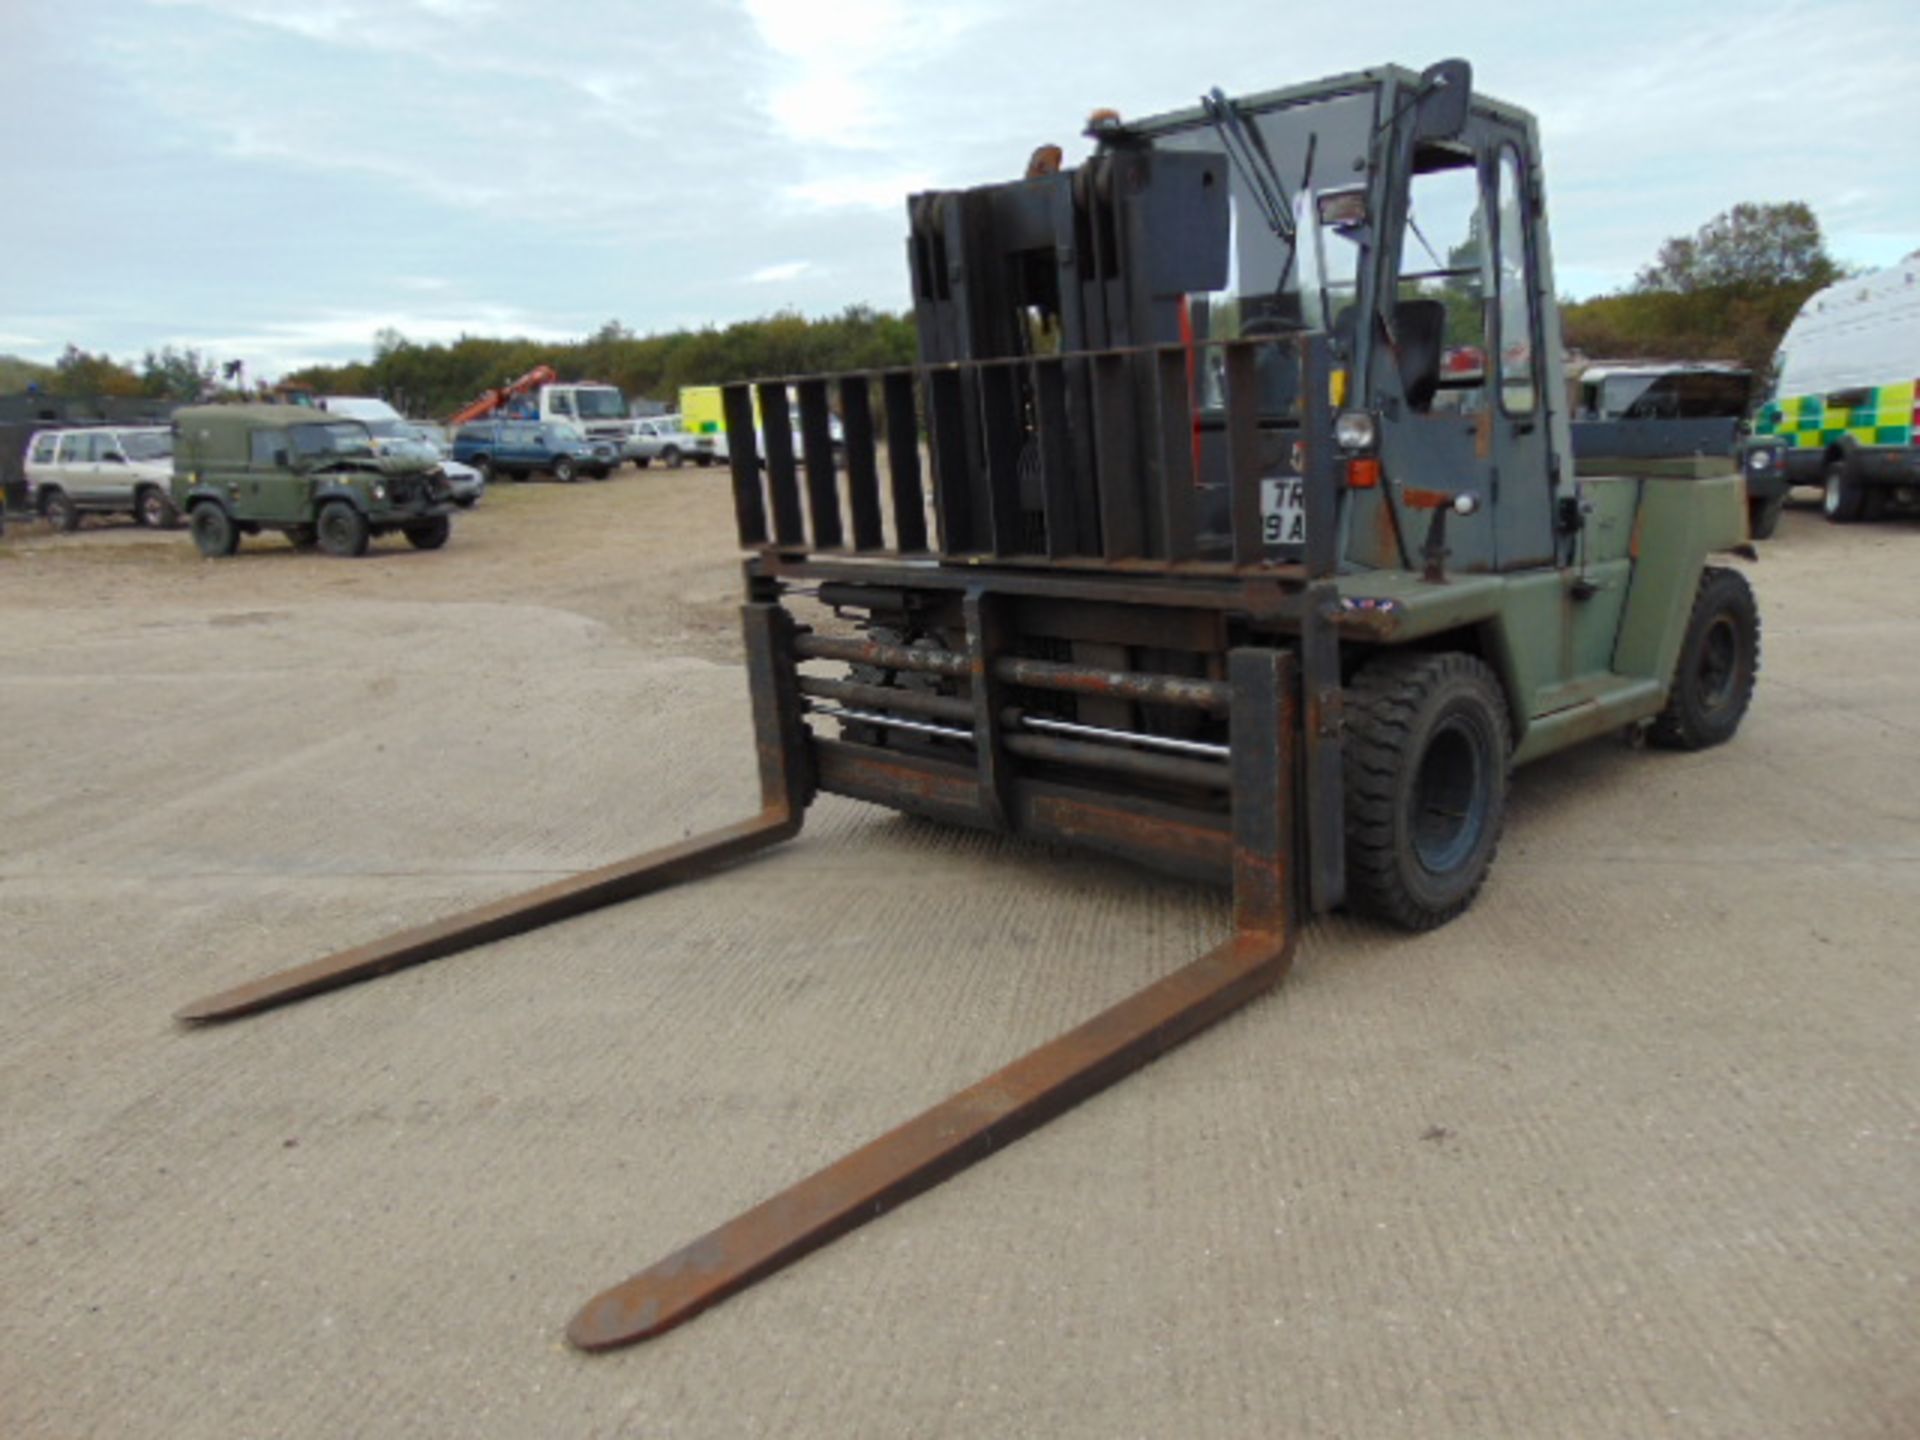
[3,0,1916,381]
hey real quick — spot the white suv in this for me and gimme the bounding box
[627,415,716,469]
[23,426,179,530]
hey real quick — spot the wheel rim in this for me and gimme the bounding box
[141,493,163,525]
[320,509,353,550]
[1695,615,1741,713]
[1824,473,1840,515]
[1412,717,1489,874]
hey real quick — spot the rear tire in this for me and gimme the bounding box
[42,489,79,533]
[404,514,451,550]
[1648,567,1759,751]
[136,486,178,529]
[662,445,684,470]
[316,500,369,557]
[1343,652,1511,932]
[1822,458,1865,523]
[189,502,239,557]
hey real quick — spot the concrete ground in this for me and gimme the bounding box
[1,478,1915,1439]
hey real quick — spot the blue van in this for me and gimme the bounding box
[451,419,617,483]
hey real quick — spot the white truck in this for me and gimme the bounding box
[527,383,642,457]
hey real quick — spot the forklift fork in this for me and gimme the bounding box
[176,607,1301,1353]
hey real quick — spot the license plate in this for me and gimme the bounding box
[1260,475,1306,546]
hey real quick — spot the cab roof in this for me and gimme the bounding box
[175,403,353,427]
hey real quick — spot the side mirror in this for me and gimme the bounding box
[1413,58,1472,141]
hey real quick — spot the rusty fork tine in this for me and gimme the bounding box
[567,925,1294,1351]
[568,646,1297,1351]
[175,807,801,1024]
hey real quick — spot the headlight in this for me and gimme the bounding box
[1334,411,1378,453]
[1746,448,1775,473]
[371,482,388,501]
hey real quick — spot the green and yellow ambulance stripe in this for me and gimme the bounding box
[1755,379,1919,450]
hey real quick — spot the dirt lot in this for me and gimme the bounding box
[2,478,1915,1439]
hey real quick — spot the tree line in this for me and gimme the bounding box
[291,306,921,418]
[2,203,1849,414]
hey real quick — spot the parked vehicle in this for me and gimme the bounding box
[628,414,713,468]
[316,395,404,423]
[23,425,180,531]
[1748,252,1920,523]
[171,404,453,557]
[680,383,845,466]
[364,418,484,507]
[451,418,617,482]
[1566,360,1774,533]
[449,369,645,458]
[318,398,484,506]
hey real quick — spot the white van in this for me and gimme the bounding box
[1751,253,1920,521]
[23,425,179,531]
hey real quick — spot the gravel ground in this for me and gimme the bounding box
[1,479,1915,1439]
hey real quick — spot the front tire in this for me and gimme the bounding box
[403,514,451,550]
[1822,458,1865,523]
[1649,567,1759,751]
[552,457,578,484]
[661,445,684,470]
[1343,652,1512,932]
[316,500,369,557]
[189,502,239,557]
[42,489,79,533]
[1747,495,1784,540]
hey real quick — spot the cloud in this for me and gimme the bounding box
[740,0,987,148]
[782,175,932,213]
[746,261,812,284]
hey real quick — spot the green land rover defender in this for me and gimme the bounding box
[171,403,454,558]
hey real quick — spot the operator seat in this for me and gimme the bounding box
[1391,298,1447,412]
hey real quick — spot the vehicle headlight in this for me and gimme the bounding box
[371,481,388,501]
[1746,448,1775,473]
[1333,410,1378,453]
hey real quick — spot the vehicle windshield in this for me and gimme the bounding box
[121,431,172,461]
[289,422,376,462]
[1591,371,1752,420]
[1162,89,1375,338]
[1158,86,1377,412]
[573,389,627,419]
